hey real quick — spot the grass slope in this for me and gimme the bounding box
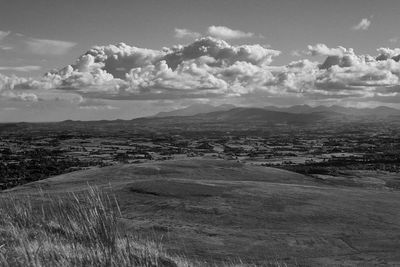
[3,159,400,266]
[0,187,191,267]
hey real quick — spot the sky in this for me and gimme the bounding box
[1,0,400,121]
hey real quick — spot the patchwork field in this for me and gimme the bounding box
[4,159,400,266]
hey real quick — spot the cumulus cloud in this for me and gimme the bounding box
[375,47,400,61]
[1,38,400,106]
[207,26,254,39]
[34,37,280,99]
[163,38,280,69]
[174,28,201,39]
[303,44,400,100]
[11,92,39,102]
[352,18,371,31]
[0,90,39,102]
[308,43,349,57]
[0,73,28,91]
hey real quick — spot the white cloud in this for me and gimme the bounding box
[290,50,302,57]
[31,37,280,100]
[174,28,201,39]
[303,44,400,101]
[0,73,28,91]
[1,91,39,102]
[0,30,12,50]
[1,38,400,106]
[207,26,254,39]
[14,92,39,102]
[308,43,349,57]
[0,30,76,56]
[78,101,119,110]
[0,45,13,51]
[0,66,41,72]
[376,47,400,60]
[352,18,371,31]
[175,25,263,40]
[0,30,10,40]
[163,38,280,68]
[78,98,118,110]
[25,38,77,55]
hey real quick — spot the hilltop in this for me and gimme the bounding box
[4,159,400,266]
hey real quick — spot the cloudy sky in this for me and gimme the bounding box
[1,0,400,122]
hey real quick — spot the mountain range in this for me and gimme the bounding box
[153,104,400,121]
[263,104,400,117]
[154,104,236,117]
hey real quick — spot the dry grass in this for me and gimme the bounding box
[0,186,288,267]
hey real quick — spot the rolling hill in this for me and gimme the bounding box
[5,159,400,266]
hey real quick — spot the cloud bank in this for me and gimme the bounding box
[1,37,400,106]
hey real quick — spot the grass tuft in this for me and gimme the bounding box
[0,186,289,267]
[0,186,185,267]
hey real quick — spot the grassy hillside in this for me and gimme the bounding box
[0,187,190,266]
[0,185,287,267]
[2,159,400,266]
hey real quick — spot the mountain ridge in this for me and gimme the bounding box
[153,104,236,117]
[263,104,400,117]
[154,103,400,119]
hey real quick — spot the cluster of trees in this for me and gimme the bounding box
[279,154,400,176]
[0,149,91,190]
